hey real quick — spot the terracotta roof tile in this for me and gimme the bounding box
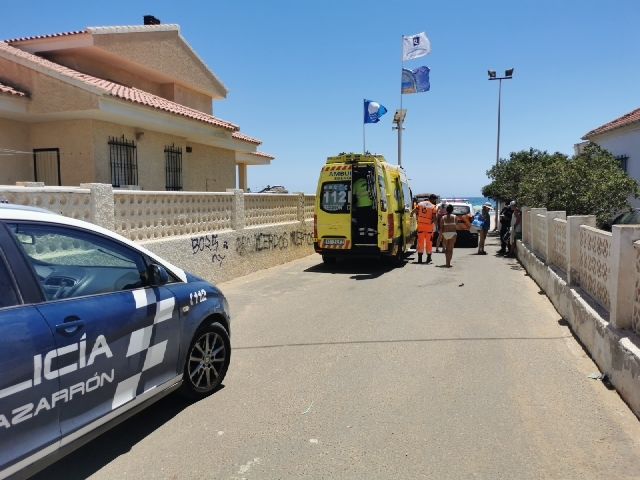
[0,42,239,131]
[0,81,26,97]
[5,25,180,43]
[5,30,86,43]
[251,151,275,159]
[87,25,180,35]
[232,131,261,144]
[583,107,640,139]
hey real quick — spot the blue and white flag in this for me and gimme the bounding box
[401,66,430,94]
[402,32,431,61]
[364,99,388,124]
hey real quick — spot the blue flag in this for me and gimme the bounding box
[364,99,388,123]
[401,66,430,94]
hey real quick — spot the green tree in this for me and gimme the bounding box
[482,149,563,203]
[482,144,638,226]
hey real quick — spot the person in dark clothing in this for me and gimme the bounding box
[497,200,515,254]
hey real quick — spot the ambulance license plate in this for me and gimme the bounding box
[324,238,345,247]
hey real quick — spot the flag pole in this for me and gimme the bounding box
[362,99,366,153]
[400,35,404,113]
[398,36,404,167]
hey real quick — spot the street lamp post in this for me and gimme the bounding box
[392,109,407,167]
[488,68,514,230]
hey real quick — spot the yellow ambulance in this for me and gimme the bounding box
[314,153,416,264]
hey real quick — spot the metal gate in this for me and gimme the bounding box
[33,148,61,186]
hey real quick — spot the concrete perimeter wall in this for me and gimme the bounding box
[518,207,640,417]
[0,183,315,284]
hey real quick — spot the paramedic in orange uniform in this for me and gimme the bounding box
[413,193,438,264]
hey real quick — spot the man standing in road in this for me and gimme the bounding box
[477,203,492,255]
[507,204,522,258]
[413,194,438,264]
[498,200,515,255]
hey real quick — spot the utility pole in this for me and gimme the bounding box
[488,68,514,230]
[393,109,407,166]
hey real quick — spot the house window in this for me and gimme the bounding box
[165,144,183,191]
[615,155,629,173]
[109,135,138,187]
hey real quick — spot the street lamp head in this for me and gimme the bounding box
[505,68,514,78]
[393,109,407,124]
[488,70,497,79]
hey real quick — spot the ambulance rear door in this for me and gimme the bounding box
[375,165,390,252]
[316,165,352,251]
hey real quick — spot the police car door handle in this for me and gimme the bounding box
[56,316,84,335]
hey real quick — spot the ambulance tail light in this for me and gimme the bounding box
[388,213,394,240]
[314,214,317,239]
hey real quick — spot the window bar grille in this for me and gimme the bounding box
[165,144,183,191]
[109,135,138,187]
[615,155,629,173]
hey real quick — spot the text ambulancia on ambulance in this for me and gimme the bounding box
[0,204,231,479]
[314,153,416,264]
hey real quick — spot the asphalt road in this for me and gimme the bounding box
[36,236,640,479]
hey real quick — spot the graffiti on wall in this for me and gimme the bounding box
[290,230,314,247]
[189,229,313,265]
[191,234,228,267]
[235,230,314,256]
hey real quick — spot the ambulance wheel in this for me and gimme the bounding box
[180,322,230,400]
[322,255,337,264]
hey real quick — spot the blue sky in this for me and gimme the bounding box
[3,1,639,195]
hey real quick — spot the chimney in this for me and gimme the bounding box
[144,15,161,25]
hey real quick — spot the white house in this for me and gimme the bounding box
[580,107,640,207]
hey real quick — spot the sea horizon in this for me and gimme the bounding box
[440,196,495,208]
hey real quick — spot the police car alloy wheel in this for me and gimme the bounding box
[181,322,230,399]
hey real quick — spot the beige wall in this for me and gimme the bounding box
[0,57,98,114]
[92,31,226,100]
[47,51,164,98]
[92,121,136,186]
[91,120,236,191]
[136,130,183,191]
[30,120,95,186]
[170,84,212,115]
[0,118,32,184]
[0,114,239,190]
[47,52,213,115]
[184,143,236,192]
[0,118,95,186]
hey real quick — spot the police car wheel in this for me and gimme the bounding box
[181,322,230,399]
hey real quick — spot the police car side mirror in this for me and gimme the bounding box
[147,263,169,286]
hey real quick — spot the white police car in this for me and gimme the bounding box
[0,204,231,479]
